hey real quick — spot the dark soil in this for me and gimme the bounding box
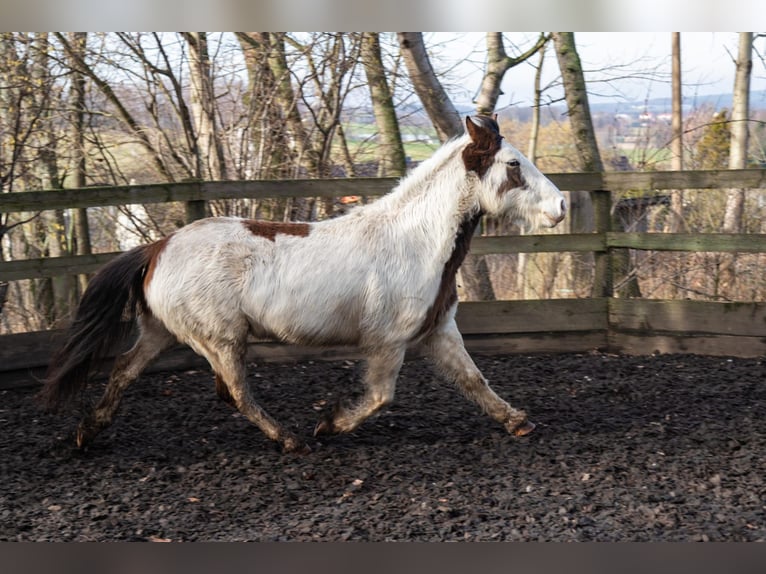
[1,352,764,541]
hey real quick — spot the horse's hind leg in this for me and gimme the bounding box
[199,340,307,453]
[423,317,534,436]
[214,374,236,407]
[76,315,176,448]
[314,346,405,436]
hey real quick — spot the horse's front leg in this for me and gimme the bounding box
[422,316,535,436]
[314,346,405,436]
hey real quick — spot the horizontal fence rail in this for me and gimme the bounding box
[1,168,766,387]
[2,169,766,214]
[6,232,766,281]
[3,169,766,283]
[1,298,764,389]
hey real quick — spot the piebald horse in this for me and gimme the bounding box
[40,115,566,453]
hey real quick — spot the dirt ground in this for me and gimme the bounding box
[1,352,764,541]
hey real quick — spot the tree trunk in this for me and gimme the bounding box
[668,32,685,233]
[475,33,509,115]
[663,33,685,298]
[396,33,462,143]
[527,43,546,164]
[361,33,406,177]
[69,32,91,296]
[183,32,226,182]
[0,34,21,324]
[31,33,73,325]
[265,33,321,177]
[263,33,322,221]
[720,32,753,295]
[236,32,290,182]
[552,32,602,296]
[551,33,603,175]
[723,31,752,231]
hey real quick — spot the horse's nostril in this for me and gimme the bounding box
[560,198,567,214]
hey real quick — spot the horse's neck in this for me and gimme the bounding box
[364,150,480,261]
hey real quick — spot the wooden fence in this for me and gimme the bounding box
[2,169,766,388]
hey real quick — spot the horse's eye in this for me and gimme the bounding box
[506,159,520,168]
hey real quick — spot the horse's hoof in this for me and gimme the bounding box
[75,426,88,449]
[282,436,311,455]
[313,420,329,437]
[294,443,313,455]
[513,419,536,437]
[313,414,335,437]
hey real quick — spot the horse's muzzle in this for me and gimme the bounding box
[545,198,567,227]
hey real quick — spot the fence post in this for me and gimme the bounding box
[592,188,612,298]
[184,180,207,224]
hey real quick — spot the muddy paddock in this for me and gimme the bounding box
[1,352,764,541]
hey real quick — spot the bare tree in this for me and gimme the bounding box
[475,33,548,116]
[551,33,602,296]
[236,32,294,182]
[466,33,553,300]
[720,32,754,294]
[527,41,549,164]
[238,33,363,219]
[668,32,685,233]
[0,34,74,328]
[182,32,227,181]
[658,32,686,299]
[551,33,603,174]
[33,34,76,324]
[264,32,322,179]
[396,33,462,143]
[55,32,175,182]
[397,32,495,301]
[518,38,559,299]
[361,32,406,177]
[68,32,92,295]
[724,32,753,231]
[288,33,361,180]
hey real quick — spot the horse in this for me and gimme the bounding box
[39,115,566,453]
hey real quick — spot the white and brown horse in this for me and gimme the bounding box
[40,115,566,453]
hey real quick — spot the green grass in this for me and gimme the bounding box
[340,140,440,165]
[403,141,440,161]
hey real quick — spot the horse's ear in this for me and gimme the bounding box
[465,116,476,140]
[463,116,503,175]
[465,116,482,142]
[466,115,500,143]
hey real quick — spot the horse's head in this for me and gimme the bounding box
[462,115,566,231]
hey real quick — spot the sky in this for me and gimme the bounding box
[3,0,765,32]
[430,32,766,110]
[0,1,763,110]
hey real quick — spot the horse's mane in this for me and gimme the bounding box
[364,134,470,215]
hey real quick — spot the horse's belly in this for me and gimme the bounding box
[248,295,363,346]
[241,245,436,347]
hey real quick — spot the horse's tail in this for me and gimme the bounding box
[38,241,163,411]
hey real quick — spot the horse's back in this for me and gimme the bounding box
[144,218,274,342]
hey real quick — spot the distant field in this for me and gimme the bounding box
[612,143,673,169]
[344,139,440,164]
[343,121,440,163]
[403,141,440,161]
